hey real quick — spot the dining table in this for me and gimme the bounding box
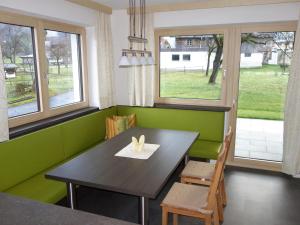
[46,127,199,225]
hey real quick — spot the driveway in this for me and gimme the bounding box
[8,91,77,118]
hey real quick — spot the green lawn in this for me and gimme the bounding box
[160,70,222,100]
[238,65,288,120]
[160,65,288,120]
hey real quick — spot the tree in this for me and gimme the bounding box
[208,33,272,84]
[205,37,217,76]
[208,35,223,84]
[47,33,70,75]
[48,43,67,75]
[273,32,294,73]
[0,24,32,64]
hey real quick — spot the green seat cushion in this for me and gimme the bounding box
[0,126,65,192]
[62,107,116,159]
[189,140,222,160]
[5,171,66,204]
[117,106,224,142]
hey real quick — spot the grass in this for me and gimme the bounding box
[160,65,288,120]
[160,69,222,100]
[238,65,288,120]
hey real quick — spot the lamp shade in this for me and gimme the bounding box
[119,52,131,67]
[140,53,147,65]
[147,54,154,65]
[131,53,140,66]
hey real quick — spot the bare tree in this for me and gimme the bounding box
[273,32,294,73]
[0,24,32,63]
[48,42,67,75]
[205,37,217,76]
[208,35,223,84]
[208,33,272,84]
[47,33,72,75]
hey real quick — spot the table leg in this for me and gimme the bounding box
[139,196,149,225]
[185,154,189,165]
[66,182,77,209]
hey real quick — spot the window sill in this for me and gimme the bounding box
[9,107,99,139]
[154,103,231,112]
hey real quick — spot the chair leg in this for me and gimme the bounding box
[213,201,220,225]
[221,179,227,206]
[217,191,224,222]
[173,214,178,225]
[162,208,168,225]
[204,215,212,225]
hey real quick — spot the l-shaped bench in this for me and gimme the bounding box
[0,106,225,204]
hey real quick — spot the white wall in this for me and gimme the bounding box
[0,0,101,107]
[240,53,264,68]
[113,3,300,105]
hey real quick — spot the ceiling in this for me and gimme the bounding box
[93,0,202,9]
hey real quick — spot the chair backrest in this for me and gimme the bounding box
[216,127,233,158]
[224,127,233,161]
[206,127,233,210]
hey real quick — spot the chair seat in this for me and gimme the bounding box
[162,182,212,214]
[181,160,215,180]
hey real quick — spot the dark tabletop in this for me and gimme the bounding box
[46,127,199,199]
[0,193,138,225]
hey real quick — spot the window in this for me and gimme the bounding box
[0,12,88,128]
[183,54,191,61]
[172,54,180,61]
[45,30,83,108]
[158,32,225,102]
[0,23,39,118]
[245,52,252,57]
[187,39,192,46]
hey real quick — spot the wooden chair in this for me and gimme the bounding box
[180,127,233,222]
[161,138,230,225]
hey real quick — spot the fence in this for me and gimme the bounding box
[6,69,73,105]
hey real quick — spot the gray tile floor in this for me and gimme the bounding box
[57,166,300,225]
[235,118,283,162]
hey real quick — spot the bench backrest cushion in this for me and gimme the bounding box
[0,125,64,191]
[117,106,224,142]
[62,107,117,159]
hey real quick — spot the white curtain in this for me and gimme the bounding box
[0,45,9,142]
[283,14,300,178]
[128,13,155,107]
[97,11,115,109]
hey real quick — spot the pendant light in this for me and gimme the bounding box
[119,0,154,67]
[119,52,131,67]
[131,52,140,65]
[140,52,147,65]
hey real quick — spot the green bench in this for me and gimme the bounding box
[117,106,224,160]
[0,106,224,204]
[0,107,116,203]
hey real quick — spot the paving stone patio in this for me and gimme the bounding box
[235,118,283,162]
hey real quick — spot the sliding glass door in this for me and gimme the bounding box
[234,26,295,164]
